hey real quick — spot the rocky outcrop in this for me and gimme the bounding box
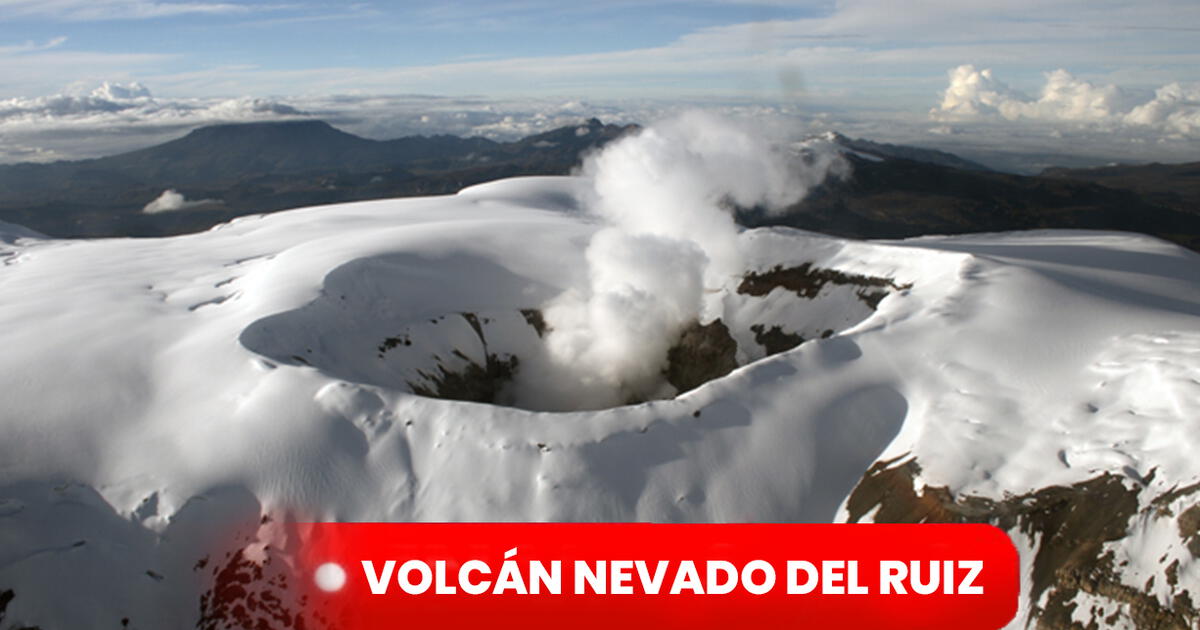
[738,263,909,311]
[847,456,1199,630]
[664,320,739,394]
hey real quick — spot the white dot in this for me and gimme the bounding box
[315,562,347,592]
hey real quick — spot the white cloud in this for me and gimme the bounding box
[90,81,152,100]
[1029,70,1131,122]
[142,189,218,213]
[0,87,644,162]
[933,65,1027,118]
[0,81,316,162]
[1125,83,1200,136]
[931,65,1200,137]
[0,36,69,55]
[0,0,254,21]
[0,82,304,128]
[4,1,1200,111]
[0,75,1194,175]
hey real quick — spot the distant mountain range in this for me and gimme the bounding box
[1,119,1197,251]
[821,131,992,172]
[755,144,1200,253]
[0,118,634,238]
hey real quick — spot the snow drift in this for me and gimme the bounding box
[0,144,1197,626]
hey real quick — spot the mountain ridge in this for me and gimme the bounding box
[747,152,1200,253]
[1,119,1197,253]
[0,179,1195,629]
[821,131,992,172]
[0,118,633,237]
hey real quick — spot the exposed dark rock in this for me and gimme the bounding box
[749,324,805,356]
[0,588,44,630]
[408,354,519,404]
[460,312,484,340]
[738,263,909,311]
[520,309,547,338]
[197,545,305,630]
[1153,480,1200,515]
[846,456,1199,630]
[857,289,889,311]
[664,320,739,394]
[1179,505,1200,557]
[376,333,411,357]
[373,277,875,409]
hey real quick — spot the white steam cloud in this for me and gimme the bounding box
[932,65,1200,136]
[515,112,847,410]
[142,189,219,214]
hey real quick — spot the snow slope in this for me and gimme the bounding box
[0,176,1197,628]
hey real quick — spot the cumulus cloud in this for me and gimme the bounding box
[0,81,159,122]
[90,81,151,100]
[0,81,309,162]
[513,112,847,410]
[933,65,1027,119]
[0,84,808,162]
[1,76,1193,175]
[142,189,219,213]
[932,65,1199,136]
[1125,83,1200,135]
[0,81,303,125]
[304,95,651,142]
[0,85,845,166]
[207,97,303,117]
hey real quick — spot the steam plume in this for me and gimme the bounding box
[514,111,847,410]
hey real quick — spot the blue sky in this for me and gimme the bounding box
[1,1,821,98]
[0,1,1198,166]
[9,2,801,69]
[3,0,1198,103]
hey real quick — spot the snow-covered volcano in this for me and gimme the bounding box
[1,176,1198,628]
[1,136,1199,627]
[237,180,902,413]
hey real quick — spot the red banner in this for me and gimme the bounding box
[298,523,1019,629]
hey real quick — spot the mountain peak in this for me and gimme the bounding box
[99,119,376,186]
[183,119,339,138]
[819,131,991,172]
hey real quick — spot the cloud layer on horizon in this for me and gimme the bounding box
[0,81,301,122]
[932,65,1200,137]
[0,81,779,162]
[0,82,311,161]
[5,1,1199,105]
[0,72,1196,174]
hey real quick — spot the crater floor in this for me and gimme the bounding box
[0,177,1197,629]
